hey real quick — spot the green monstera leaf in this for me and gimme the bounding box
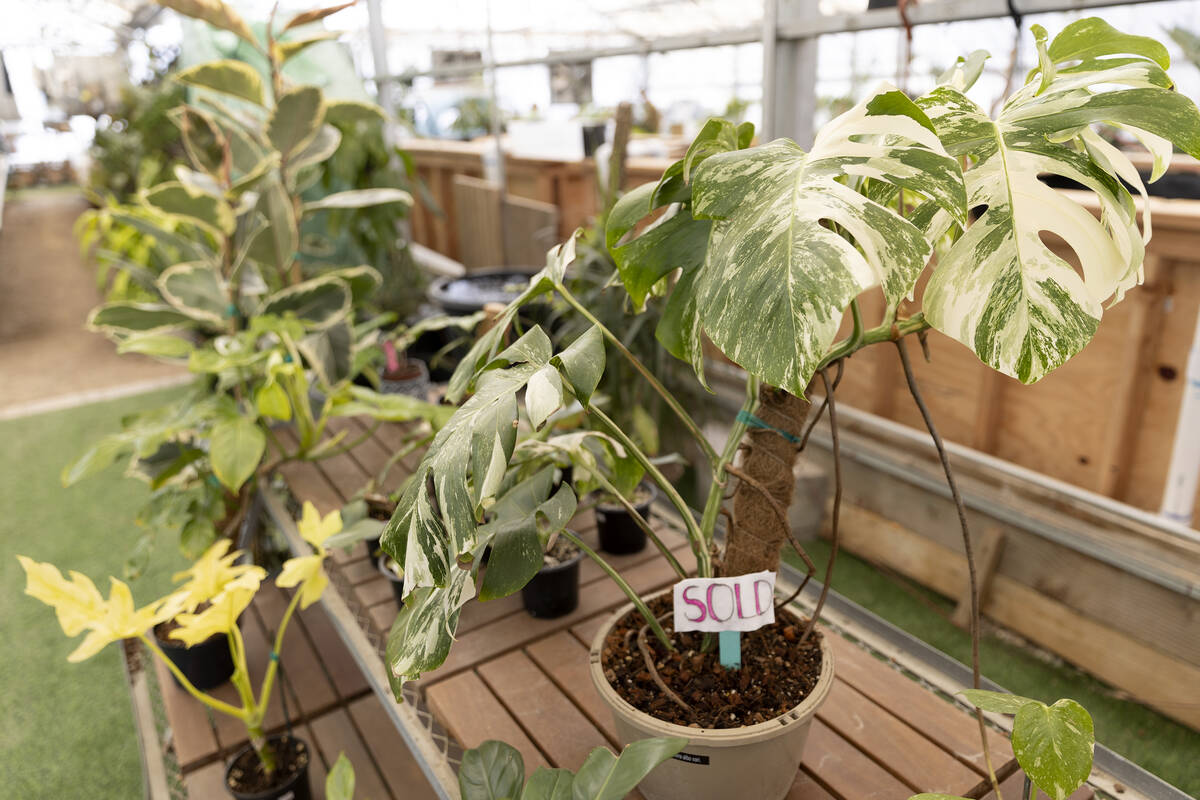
[918,18,1200,383]
[688,85,966,396]
[382,325,604,687]
[457,738,687,800]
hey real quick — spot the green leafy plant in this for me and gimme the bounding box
[88,79,188,201]
[66,0,446,571]
[379,18,1198,799]
[910,690,1095,800]
[458,738,687,800]
[18,501,340,783]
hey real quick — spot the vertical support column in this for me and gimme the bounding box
[365,0,392,114]
[761,0,818,146]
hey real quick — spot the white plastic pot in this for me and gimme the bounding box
[588,601,834,800]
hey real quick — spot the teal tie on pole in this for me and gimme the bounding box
[718,631,741,669]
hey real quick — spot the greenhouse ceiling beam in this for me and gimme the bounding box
[392,0,1165,81]
[777,0,1166,37]
[387,28,761,80]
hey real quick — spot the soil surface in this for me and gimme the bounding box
[0,191,185,412]
[226,736,309,795]
[600,593,823,729]
[543,535,580,568]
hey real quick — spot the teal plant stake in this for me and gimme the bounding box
[718,631,741,669]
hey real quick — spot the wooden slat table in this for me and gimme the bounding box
[269,417,1098,800]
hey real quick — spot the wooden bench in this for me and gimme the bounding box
[263,417,1101,800]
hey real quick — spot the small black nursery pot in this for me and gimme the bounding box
[154,621,236,690]
[225,734,312,800]
[595,482,657,555]
[522,537,583,619]
[379,557,406,606]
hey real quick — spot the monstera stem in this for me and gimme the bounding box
[589,406,712,577]
[699,374,758,543]
[557,283,718,469]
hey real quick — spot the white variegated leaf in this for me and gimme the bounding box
[920,18,1200,383]
[689,84,965,395]
[525,365,563,430]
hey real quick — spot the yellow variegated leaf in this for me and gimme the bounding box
[171,574,260,646]
[276,554,328,609]
[19,557,176,661]
[297,501,342,548]
[170,540,267,613]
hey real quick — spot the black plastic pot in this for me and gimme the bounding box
[379,560,406,606]
[364,536,383,567]
[225,735,312,800]
[521,546,583,619]
[595,482,657,555]
[428,269,539,315]
[380,358,430,399]
[155,623,236,690]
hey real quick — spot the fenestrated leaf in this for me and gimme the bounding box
[919,18,1200,383]
[209,415,266,492]
[689,84,965,396]
[281,0,356,32]
[551,324,605,404]
[176,60,264,106]
[302,188,413,214]
[258,275,351,330]
[156,0,259,48]
[158,262,229,326]
[88,303,195,334]
[143,182,235,236]
[269,85,325,158]
[1012,699,1095,800]
[458,740,524,800]
[569,737,688,800]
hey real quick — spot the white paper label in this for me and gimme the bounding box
[672,571,776,633]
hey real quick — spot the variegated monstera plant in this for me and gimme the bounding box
[380,19,1196,800]
[67,0,448,571]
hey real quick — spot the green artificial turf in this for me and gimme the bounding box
[786,539,1200,796]
[0,388,190,799]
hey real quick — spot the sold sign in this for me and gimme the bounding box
[672,571,776,633]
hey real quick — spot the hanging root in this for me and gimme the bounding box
[637,616,694,718]
[800,367,842,646]
[895,338,1002,800]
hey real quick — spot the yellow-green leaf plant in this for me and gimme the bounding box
[18,501,340,778]
[65,0,447,572]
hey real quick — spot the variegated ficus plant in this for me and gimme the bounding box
[19,502,344,780]
[67,0,448,571]
[374,18,1199,800]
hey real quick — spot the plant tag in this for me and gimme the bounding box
[672,571,775,633]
